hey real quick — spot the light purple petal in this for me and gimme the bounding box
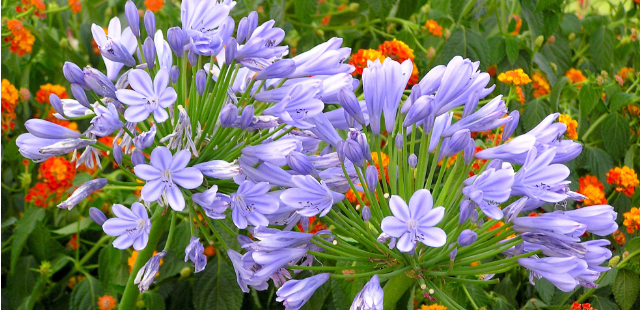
[166,185,185,211]
[124,105,151,123]
[380,217,407,238]
[173,168,204,189]
[135,164,162,180]
[408,189,433,220]
[170,149,192,171]
[129,69,154,97]
[103,218,137,236]
[133,233,149,251]
[389,195,410,222]
[131,202,148,220]
[112,234,134,249]
[153,107,169,123]
[150,147,172,171]
[417,206,444,227]
[111,204,137,220]
[116,89,148,106]
[159,87,177,108]
[141,179,164,202]
[417,227,446,247]
[396,233,415,252]
[153,68,170,95]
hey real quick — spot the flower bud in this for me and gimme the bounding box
[144,11,155,38]
[167,27,184,57]
[534,35,544,48]
[470,209,479,223]
[444,129,471,157]
[300,216,310,232]
[501,110,519,142]
[83,67,117,99]
[220,104,238,127]
[188,50,198,67]
[63,62,87,88]
[349,3,359,11]
[131,149,146,166]
[133,124,156,150]
[39,261,52,276]
[365,165,378,191]
[89,207,108,226]
[361,206,371,222]
[462,91,479,118]
[344,139,365,168]
[547,35,555,45]
[338,88,365,126]
[225,38,237,65]
[50,94,64,115]
[254,59,295,80]
[408,154,418,168]
[70,83,90,108]
[91,102,124,137]
[237,11,258,44]
[58,179,108,210]
[426,47,436,59]
[463,139,475,164]
[444,28,451,39]
[395,133,403,149]
[196,69,207,95]
[337,140,345,162]
[287,151,319,178]
[476,218,484,229]
[459,200,473,225]
[449,247,458,261]
[457,229,478,247]
[125,1,140,37]
[180,267,192,278]
[349,130,371,161]
[170,65,180,83]
[377,233,390,243]
[568,33,576,41]
[608,255,620,267]
[143,37,156,68]
[239,105,254,129]
[112,139,123,165]
[403,96,434,127]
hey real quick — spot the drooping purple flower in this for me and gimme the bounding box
[557,205,618,236]
[457,229,478,247]
[135,250,166,292]
[134,147,204,211]
[185,237,207,273]
[17,120,94,162]
[89,207,108,226]
[194,160,242,179]
[181,0,234,39]
[380,189,446,252]
[83,67,118,98]
[442,96,510,136]
[263,84,324,129]
[254,59,296,80]
[462,164,515,220]
[350,275,383,310]
[58,178,108,210]
[513,214,586,242]
[90,102,124,137]
[245,226,313,252]
[133,124,156,150]
[286,151,319,178]
[116,68,177,123]
[192,185,230,219]
[238,155,295,188]
[234,20,288,66]
[276,273,330,310]
[251,248,307,282]
[403,95,434,128]
[102,202,151,250]
[241,138,302,166]
[91,17,138,80]
[281,175,345,217]
[228,249,270,292]
[581,240,613,272]
[289,38,353,78]
[230,181,280,229]
[63,62,87,88]
[49,94,90,120]
[518,256,598,292]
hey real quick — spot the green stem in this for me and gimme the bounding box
[382,271,414,309]
[163,212,177,251]
[462,284,479,310]
[581,113,608,141]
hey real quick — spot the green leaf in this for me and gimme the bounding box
[628,236,640,253]
[549,76,568,109]
[535,278,556,304]
[98,246,130,292]
[586,147,613,181]
[590,26,616,72]
[269,0,286,27]
[613,269,640,310]
[466,285,490,308]
[601,268,620,287]
[7,256,39,309]
[625,145,636,169]
[192,256,243,310]
[560,13,582,36]
[441,28,490,70]
[11,208,45,273]
[600,114,630,160]
[488,37,506,65]
[294,0,317,23]
[505,37,519,65]
[145,292,166,310]
[70,276,104,310]
[522,100,550,130]
[51,218,94,235]
[331,267,367,310]
[533,53,557,86]
[493,297,513,310]
[366,0,395,18]
[609,93,633,113]
[579,84,600,117]
[590,296,621,310]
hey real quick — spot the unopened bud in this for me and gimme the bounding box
[349,3,359,11]
[457,229,478,247]
[547,35,555,45]
[316,29,324,37]
[408,154,418,168]
[534,35,544,48]
[608,255,620,267]
[420,283,427,290]
[427,47,436,59]
[39,261,52,275]
[89,207,108,226]
[180,267,192,278]
[444,29,451,40]
[362,206,371,222]
[19,172,32,189]
[550,62,557,73]
[622,251,629,259]
[568,33,576,41]
[449,247,458,261]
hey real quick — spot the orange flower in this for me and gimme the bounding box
[438,154,457,168]
[321,15,331,26]
[378,39,419,85]
[618,67,634,80]
[628,105,640,118]
[558,114,578,140]
[1,79,19,133]
[515,86,525,104]
[67,275,86,289]
[145,0,164,12]
[623,207,640,234]
[346,188,367,204]
[203,245,216,257]
[26,182,64,208]
[4,19,35,56]
[577,175,607,206]
[510,15,522,35]
[17,0,46,18]
[532,72,551,98]
[488,220,516,238]
[497,69,531,86]
[424,20,443,37]
[98,295,117,310]
[68,234,79,249]
[370,152,389,181]
[38,156,76,189]
[565,68,587,85]
[419,304,447,310]
[613,229,626,246]
[69,0,81,13]
[568,302,595,310]
[35,84,68,104]
[349,49,385,76]
[487,65,497,77]
[129,251,164,273]
[606,166,639,197]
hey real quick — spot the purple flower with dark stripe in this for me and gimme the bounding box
[116,68,177,123]
[102,202,151,250]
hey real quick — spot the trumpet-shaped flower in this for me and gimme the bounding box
[462,165,515,220]
[134,147,203,211]
[276,273,330,310]
[185,237,207,273]
[192,185,231,219]
[230,181,280,229]
[102,202,151,250]
[380,189,446,252]
[280,175,345,217]
[350,275,383,310]
[91,17,138,80]
[135,250,165,292]
[116,68,177,123]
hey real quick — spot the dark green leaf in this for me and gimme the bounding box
[535,278,556,304]
[366,0,395,18]
[441,28,490,70]
[300,278,331,310]
[560,13,582,35]
[609,93,633,113]
[601,268,619,287]
[625,145,636,169]
[522,100,550,130]
[612,269,640,310]
[70,276,104,310]
[533,53,557,86]
[590,296,621,310]
[549,76,568,109]
[98,246,130,292]
[294,0,317,23]
[586,148,613,181]
[331,267,367,310]
[628,236,640,253]
[11,208,45,273]
[579,84,600,117]
[51,218,94,235]
[192,256,244,310]
[145,292,166,310]
[590,26,616,72]
[505,37,519,65]
[488,37,506,65]
[466,285,490,308]
[600,114,630,160]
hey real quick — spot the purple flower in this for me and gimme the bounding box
[50,96,90,119]
[457,229,477,247]
[237,11,258,43]
[89,207,107,226]
[518,257,598,292]
[154,30,173,69]
[134,147,204,211]
[281,175,345,217]
[90,102,124,137]
[380,189,446,252]
[462,165,515,220]
[431,57,494,115]
[350,275,383,310]
[276,273,330,310]
[91,17,138,80]
[557,205,618,236]
[228,249,269,292]
[135,250,166,292]
[513,214,586,242]
[116,68,177,123]
[582,240,612,272]
[286,151,319,178]
[102,202,151,250]
[511,148,576,205]
[192,185,230,219]
[289,38,353,78]
[234,20,287,66]
[241,139,302,166]
[263,84,324,129]
[144,11,155,38]
[143,37,156,68]
[181,0,234,39]
[244,226,313,252]
[185,237,207,273]
[442,96,510,136]
[58,178,107,210]
[17,120,94,162]
[251,248,307,282]
[230,181,280,229]
[194,160,241,179]
[133,124,156,150]
[63,62,87,88]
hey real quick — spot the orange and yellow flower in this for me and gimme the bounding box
[568,302,595,310]
[35,84,68,104]
[606,166,639,198]
[497,69,531,86]
[613,229,626,246]
[1,79,19,133]
[378,39,419,85]
[419,304,447,310]
[4,19,35,57]
[26,182,64,208]
[558,114,578,140]
[510,14,522,36]
[515,86,525,104]
[565,68,587,85]
[145,0,164,12]
[349,49,385,76]
[69,0,81,13]
[618,67,634,80]
[532,72,551,98]
[577,175,607,206]
[98,295,117,310]
[424,20,443,37]
[38,156,76,190]
[370,152,389,182]
[623,207,640,234]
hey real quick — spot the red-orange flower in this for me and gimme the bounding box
[515,86,525,104]
[565,68,587,85]
[1,79,19,133]
[532,72,551,98]
[577,175,607,206]
[35,84,68,104]
[69,0,81,13]
[145,0,164,12]
[606,166,639,197]
[4,19,35,56]
[349,49,385,76]
[623,207,640,234]
[510,14,522,35]
[38,156,76,190]
[613,229,626,246]
[424,20,443,37]
[568,302,595,310]
[98,295,117,310]
[378,39,419,85]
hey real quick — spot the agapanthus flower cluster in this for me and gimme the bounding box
[15,1,618,309]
